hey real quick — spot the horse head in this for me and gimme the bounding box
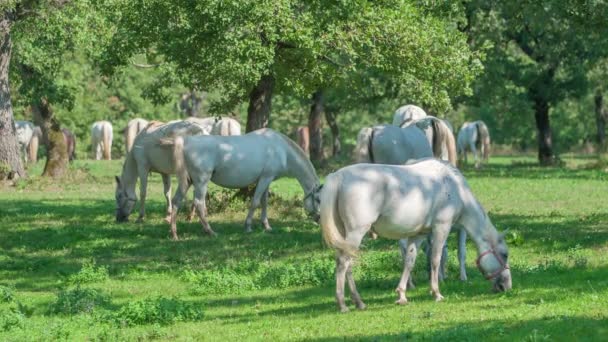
[303,184,323,223]
[476,231,511,292]
[115,176,136,222]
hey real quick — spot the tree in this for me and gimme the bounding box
[463,1,608,164]
[1,1,103,177]
[99,1,481,135]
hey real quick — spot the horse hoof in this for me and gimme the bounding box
[164,217,171,224]
[434,294,444,302]
[460,276,468,281]
[395,299,408,305]
[339,306,350,313]
[245,228,253,233]
[264,228,273,233]
[136,218,144,223]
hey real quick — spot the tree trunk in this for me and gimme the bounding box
[533,96,555,165]
[595,90,606,152]
[0,14,25,180]
[308,90,324,163]
[325,108,341,156]
[246,75,274,132]
[32,98,68,178]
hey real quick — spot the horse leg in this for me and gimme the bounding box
[429,224,450,301]
[396,237,421,305]
[162,174,172,223]
[193,181,216,236]
[136,170,148,223]
[244,177,273,233]
[346,258,366,310]
[470,142,479,169]
[458,228,468,281]
[95,142,102,160]
[187,192,196,222]
[335,253,350,312]
[260,187,272,231]
[169,184,188,240]
[398,239,416,289]
[424,235,445,281]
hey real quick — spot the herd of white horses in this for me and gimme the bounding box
[15,105,507,312]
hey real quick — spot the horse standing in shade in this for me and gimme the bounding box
[354,116,467,283]
[320,159,511,312]
[187,116,241,136]
[115,120,207,223]
[124,118,149,154]
[457,120,491,168]
[163,128,322,240]
[14,121,36,164]
[392,104,428,127]
[91,121,113,160]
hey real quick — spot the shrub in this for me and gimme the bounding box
[50,287,109,315]
[0,285,14,303]
[184,269,257,295]
[0,307,25,332]
[67,260,109,285]
[107,296,203,326]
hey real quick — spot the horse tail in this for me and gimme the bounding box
[320,173,357,257]
[102,122,112,160]
[354,127,374,163]
[172,136,190,194]
[430,118,457,167]
[476,121,491,161]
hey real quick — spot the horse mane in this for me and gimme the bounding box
[276,131,318,182]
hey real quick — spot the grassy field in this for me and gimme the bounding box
[1,156,607,341]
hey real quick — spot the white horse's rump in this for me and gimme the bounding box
[457,120,491,168]
[124,118,149,154]
[320,159,511,312]
[166,128,321,239]
[392,104,428,127]
[91,121,113,160]
[354,124,433,164]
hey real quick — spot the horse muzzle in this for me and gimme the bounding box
[492,268,512,292]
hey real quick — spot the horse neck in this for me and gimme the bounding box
[460,200,499,253]
[121,153,139,197]
[285,144,319,194]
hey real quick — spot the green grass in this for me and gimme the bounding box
[1,156,607,341]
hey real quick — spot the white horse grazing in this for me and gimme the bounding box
[14,121,36,164]
[165,128,321,240]
[457,120,491,168]
[124,118,149,154]
[354,120,466,283]
[91,121,113,160]
[320,159,511,312]
[392,104,428,127]
[115,120,208,223]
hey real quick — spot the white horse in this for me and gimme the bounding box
[91,121,113,160]
[115,120,209,223]
[320,159,512,312]
[353,120,465,283]
[164,128,322,240]
[457,120,491,168]
[124,118,149,154]
[392,104,428,127]
[14,121,37,164]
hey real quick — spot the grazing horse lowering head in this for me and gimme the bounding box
[303,184,323,223]
[476,230,511,292]
[115,176,136,222]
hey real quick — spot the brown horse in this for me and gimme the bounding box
[62,128,76,161]
[296,126,310,157]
